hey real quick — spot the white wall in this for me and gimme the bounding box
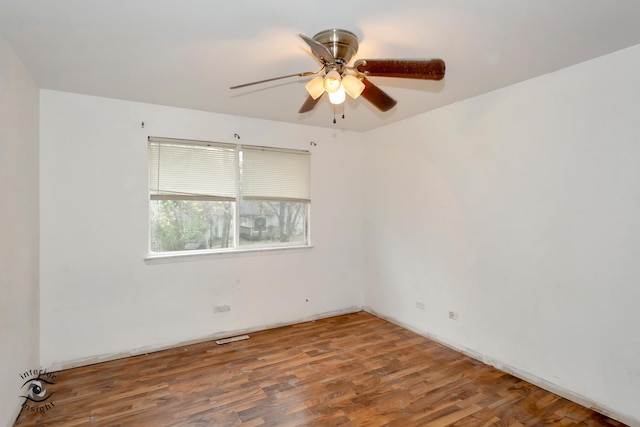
[0,36,40,426]
[27,35,640,426]
[363,44,640,425]
[39,90,365,368]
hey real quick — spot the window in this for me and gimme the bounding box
[148,137,310,255]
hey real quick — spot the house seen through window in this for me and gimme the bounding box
[148,137,310,254]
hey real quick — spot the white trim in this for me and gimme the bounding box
[234,147,241,249]
[144,244,313,264]
[33,307,637,426]
[240,144,310,155]
[147,136,236,149]
[148,139,311,255]
[362,307,639,427]
[41,306,361,372]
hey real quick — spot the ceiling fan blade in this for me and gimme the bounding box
[355,59,445,80]
[230,71,316,89]
[361,78,397,112]
[299,33,336,65]
[298,95,321,113]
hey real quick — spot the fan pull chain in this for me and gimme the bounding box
[333,104,336,124]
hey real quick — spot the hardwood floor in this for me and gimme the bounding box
[15,312,625,426]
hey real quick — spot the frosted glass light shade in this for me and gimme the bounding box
[342,74,365,99]
[328,85,346,104]
[323,70,342,93]
[305,76,325,100]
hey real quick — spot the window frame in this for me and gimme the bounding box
[146,136,311,259]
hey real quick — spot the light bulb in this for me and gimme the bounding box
[342,74,365,99]
[323,70,342,93]
[305,76,325,100]
[328,85,346,104]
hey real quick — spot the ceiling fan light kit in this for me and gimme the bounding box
[230,28,446,119]
[323,70,342,93]
[328,85,346,104]
[341,74,365,99]
[305,76,325,100]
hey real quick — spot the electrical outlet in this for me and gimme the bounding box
[416,301,425,310]
[448,311,459,320]
[213,304,231,313]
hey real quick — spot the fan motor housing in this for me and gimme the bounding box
[313,29,359,65]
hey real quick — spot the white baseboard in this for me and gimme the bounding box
[43,306,362,373]
[38,306,638,426]
[363,306,638,427]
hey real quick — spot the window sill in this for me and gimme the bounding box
[144,244,313,264]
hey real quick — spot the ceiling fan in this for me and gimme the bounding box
[230,29,445,116]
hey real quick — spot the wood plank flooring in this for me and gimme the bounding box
[14,312,625,426]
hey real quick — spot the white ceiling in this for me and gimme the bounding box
[2,1,640,132]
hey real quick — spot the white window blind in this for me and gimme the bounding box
[242,147,311,202]
[148,137,237,201]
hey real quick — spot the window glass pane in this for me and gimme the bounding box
[239,200,307,247]
[148,138,311,255]
[150,200,235,252]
